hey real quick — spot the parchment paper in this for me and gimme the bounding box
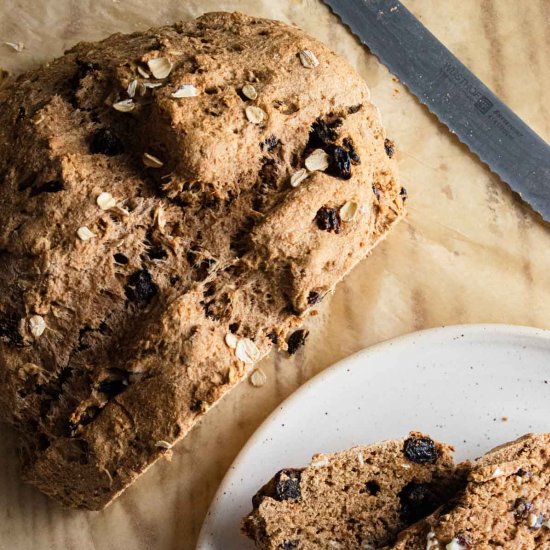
[1,1,549,548]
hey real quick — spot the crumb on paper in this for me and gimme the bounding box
[4,41,24,52]
[502,415,508,422]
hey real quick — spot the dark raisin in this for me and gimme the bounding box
[147,246,167,261]
[342,137,361,165]
[98,377,128,398]
[16,106,26,122]
[516,468,531,479]
[400,187,408,201]
[37,433,50,450]
[372,185,381,200]
[89,128,124,156]
[229,322,240,334]
[259,157,279,189]
[203,282,216,298]
[514,498,533,519]
[79,405,101,427]
[263,135,280,152]
[125,269,157,305]
[398,482,438,524]
[287,329,309,355]
[29,180,64,197]
[266,331,278,344]
[384,138,395,158]
[364,480,380,495]
[307,119,340,149]
[326,144,352,179]
[190,399,203,412]
[273,469,302,501]
[57,366,73,385]
[280,542,299,550]
[113,253,129,265]
[0,315,23,346]
[307,291,322,305]
[403,435,438,464]
[347,104,363,114]
[194,258,216,281]
[17,172,38,192]
[315,206,342,234]
[98,321,110,334]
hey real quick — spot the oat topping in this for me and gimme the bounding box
[5,41,24,52]
[310,457,330,467]
[528,513,541,528]
[491,467,503,478]
[137,66,150,79]
[305,148,329,172]
[142,152,164,168]
[250,368,267,387]
[77,226,95,241]
[426,531,439,549]
[171,84,199,98]
[242,83,258,100]
[155,440,173,449]
[245,105,265,124]
[235,338,261,364]
[357,451,365,466]
[299,49,319,68]
[224,332,238,349]
[339,201,359,222]
[143,82,163,89]
[446,538,467,550]
[112,99,135,112]
[28,315,46,338]
[147,57,173,79]
[126,79,138,98]
[290,168,308,188]
[96,192,117,210]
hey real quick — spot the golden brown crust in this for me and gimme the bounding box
[0,12,404,509]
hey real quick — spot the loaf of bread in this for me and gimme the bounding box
[243,434,465,549]
[0,12,404,509]
[390,433,550,549]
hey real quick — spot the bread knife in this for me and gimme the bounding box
[323,0,550,222]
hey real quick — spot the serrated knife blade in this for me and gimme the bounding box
[323,0,550,222]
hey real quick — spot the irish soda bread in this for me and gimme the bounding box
[243,433,465,549]
[390,433,550,549]
[0,12,404,509]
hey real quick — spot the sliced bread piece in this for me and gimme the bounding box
[390,433,550,549]
[243,433,466,549]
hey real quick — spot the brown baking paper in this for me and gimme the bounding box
[1,0,549,547]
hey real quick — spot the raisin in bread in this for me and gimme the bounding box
[243,433,466,549]
[0,12,405,509]
[390,433,550,549]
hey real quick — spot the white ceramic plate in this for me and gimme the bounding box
[197,324,550,549]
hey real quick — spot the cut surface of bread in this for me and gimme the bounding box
[243,433,466,549]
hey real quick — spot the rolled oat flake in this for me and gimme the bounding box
[77,226,95,241]
[112,99,135,113]
[250,368,267,387]
[142,152,164,168]
[290,168,308,187]
[236,338,261,364]
[245,106,266,124]
[242,84,258,100]
[96,192,117,210]
[171,84,198,98]
[147,57,173,79]
[28,315,46,337]
[305,149,329,172]
[299,49,319,68]
[339,201,359,222]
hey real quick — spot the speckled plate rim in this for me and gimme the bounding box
[197,324,550,549]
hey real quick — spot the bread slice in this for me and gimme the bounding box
[0,12,404,509]
[390,433,550,549]
[243,433,466,549]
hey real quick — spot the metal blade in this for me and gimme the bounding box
[324,0,550,222]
